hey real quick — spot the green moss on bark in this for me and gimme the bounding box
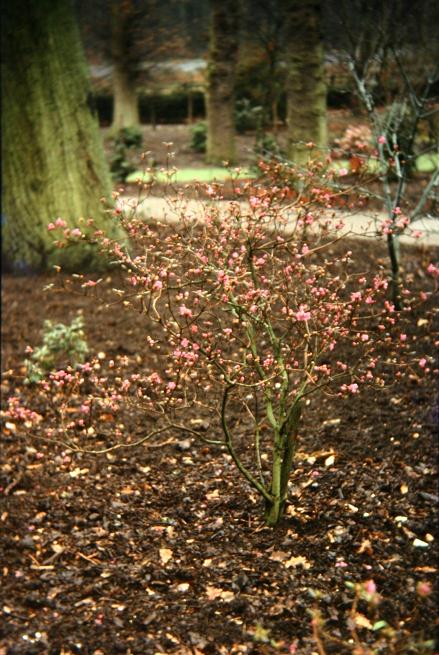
[206,0,240,165]
[1,0,124,272]
[283,0,327,165]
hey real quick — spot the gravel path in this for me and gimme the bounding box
[119,195,439,247]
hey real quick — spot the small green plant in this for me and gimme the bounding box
[110,127,143,182]
[235,98,263,134]
[253,132,283,168]
[189,121,207,153]
[24,315,88,384]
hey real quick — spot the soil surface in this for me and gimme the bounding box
[1,235,438,654]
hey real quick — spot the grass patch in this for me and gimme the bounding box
[127,154,438,185]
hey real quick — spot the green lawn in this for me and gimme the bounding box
[127,153,438,185]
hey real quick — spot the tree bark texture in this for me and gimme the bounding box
[283,0,327,165]
[206,0,240,165]
[1,0,120,272]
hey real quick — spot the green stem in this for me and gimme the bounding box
[221,385,273,504]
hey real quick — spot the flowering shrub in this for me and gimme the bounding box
[332,124,375,173]
[8,163,427,526]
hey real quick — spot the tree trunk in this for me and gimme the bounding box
[264,401,302,527]
[283,0,327,166]
[206,0,240,165]
[110,1,140,131]
[112,64,140,131]
[1,0,122,273]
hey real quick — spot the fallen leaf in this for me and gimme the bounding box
[270,550,289,562]
[354,613,373,629]
[324,454,335,467]
[205,585,222,600]
[357,539,373,555]
[413,538,429,548]
[159,548,173,564]
[205,586,234,602]
[284,555,311,569]
[206,489,220,500]
[176,583,190,592]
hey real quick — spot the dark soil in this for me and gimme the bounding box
[1,235,438,654]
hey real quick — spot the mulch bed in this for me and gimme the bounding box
[1,234,438,654]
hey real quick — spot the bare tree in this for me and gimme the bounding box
[329,0,439,308]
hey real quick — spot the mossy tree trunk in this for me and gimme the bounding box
[111,1,140,131]
[1,0,122,273]
[206,0,240,165]
[283,0,327,166]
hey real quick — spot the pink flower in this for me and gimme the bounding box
[427,263,439,278]
[350,291,362,302]
[338,167,348,177]
[179,305,192,317]
[419,358,427,368]
[378,135,386,144]
[153,280,163,290]
[361,334,369,342]
[55,217,67,228]
[295,307,311,321]
[363,579,377,594]
[166,381,176,391]
[47,223,56,231]
[148,372,162,385]
[70,228,82,238]
[416,581,432,597]
[400,334,407,342]
[348,383,359,394]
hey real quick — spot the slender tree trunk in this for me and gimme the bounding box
[206,0,240,165]
[1,0,122,273]
[264,401,302,527]
[111,1,140,131]
[112,64,140,131]
[283,0,327,165]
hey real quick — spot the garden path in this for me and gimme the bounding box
[119,195,439,246]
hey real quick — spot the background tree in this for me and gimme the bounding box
[325,0,439,308]
[282,0,327,164]
[206,0,240,165]
[239,0,287,132]
[77,0,188,131]
[110,0,142,130]
[1,0,122,272]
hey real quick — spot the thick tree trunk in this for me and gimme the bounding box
[1,0,121,272]
[283,0,327,165]
[206,0,240,165]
